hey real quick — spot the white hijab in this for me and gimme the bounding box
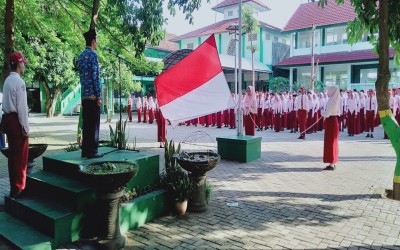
[322,86,340,117]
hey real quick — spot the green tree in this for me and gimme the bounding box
[269,77,290,93]
[316,0,400,199]
[242,5,259,89]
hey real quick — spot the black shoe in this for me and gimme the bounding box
[87,153,104,159]
[290,130,294,133]
[257,129,261,131]
[323,165,335,171]
[366,134,370,138]
[10,189,24,199]
[371,134,374,138]
[298,136,305,140]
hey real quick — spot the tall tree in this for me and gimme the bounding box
[2,0,15,87]
[242,6,259,89]
[316,0,400,199]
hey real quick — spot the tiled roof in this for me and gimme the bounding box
[212,0,270,12]
[275,48,396,67]
[150,33,179,52]
[282,0,357,32]
[170,18,280,42]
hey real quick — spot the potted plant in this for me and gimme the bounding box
[161,167,193,215]
[161,140,192,215]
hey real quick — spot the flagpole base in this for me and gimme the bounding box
[216,136,261,163]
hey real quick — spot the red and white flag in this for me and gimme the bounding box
[155,34,235,125]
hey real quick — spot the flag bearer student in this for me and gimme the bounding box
[273,95,283,132]
[295,86,309,139]
[256,92,264,131]
[263,93,271,130]
[346,91,357,137]
[321,86,341,171]
[136,97,143,122]
[242,86,257,136]
[364,89,377,138]
[2,52,30,198]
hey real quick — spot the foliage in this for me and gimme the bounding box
[314,80,326,93]
[164,140,181,173]
[205,181,213,204]
[160,166,192,202]
[64,142,81,152]
[108,118,128,149]
[269,77,290,93]
[121,183,160,202]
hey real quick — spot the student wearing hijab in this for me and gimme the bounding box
[243,86,257,136]
[321,86,340,171]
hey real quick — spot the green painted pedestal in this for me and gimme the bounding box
[216,135,261,163]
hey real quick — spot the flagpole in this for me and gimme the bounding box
[237,0,243,136]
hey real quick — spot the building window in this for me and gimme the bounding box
[187,43,193,49]
[282,38,286,44]
[297,30,319,49]
[274,36,279,42]
[228,10,233,16]
[248,33,257,42]
[325,71,348,89]
[325,26,348,45]
[265,33,270,40]
[360,68,377,84]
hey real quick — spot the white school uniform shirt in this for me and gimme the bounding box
[364,96,378,116]
[294,94,309,111]
[2,72,30,133]
[273,99,282,114]
[287,98,294,112]
[359,96,366,110]
[339,95,346,116]
[136,97,142,109]
[347,96,357,114]
[148,97,156,110]
[263,98,270,110]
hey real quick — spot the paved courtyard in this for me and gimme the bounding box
[0,113,399,249]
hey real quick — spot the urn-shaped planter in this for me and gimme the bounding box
[79,161,138,250]
[1,143,48,174]
[176,151,220,212]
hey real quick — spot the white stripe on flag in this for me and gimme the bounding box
[160,71,235,124]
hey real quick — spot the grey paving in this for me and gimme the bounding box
[0,113,399,249]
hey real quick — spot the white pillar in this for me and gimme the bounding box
[289,68,293,92]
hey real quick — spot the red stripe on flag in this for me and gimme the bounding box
[155,34,222,106]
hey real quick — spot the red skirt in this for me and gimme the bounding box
[323,116,339,164]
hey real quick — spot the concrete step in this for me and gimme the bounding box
[5,196,83,248]
[26,171,95,211]
[0,212,53,250]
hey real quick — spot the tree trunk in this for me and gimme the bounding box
[90,0,100,30]
[2,0,15,88]
[39,75,54,118]
[374,0,400,200]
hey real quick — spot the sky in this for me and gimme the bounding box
[162,0,307,36]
